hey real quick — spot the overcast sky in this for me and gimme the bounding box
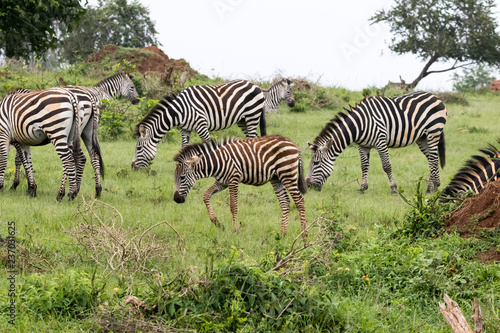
[86,0,500,91]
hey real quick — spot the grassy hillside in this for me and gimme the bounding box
[0,58,499,332]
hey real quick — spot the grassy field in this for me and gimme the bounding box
[1,85,500,331]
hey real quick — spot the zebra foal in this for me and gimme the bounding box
[307,91,447,194]
[132,80,266,170]
[0,88,82,200]
[173,135,308,236]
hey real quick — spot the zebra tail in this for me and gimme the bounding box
[259,108,267,136]
[70,97,81,168]
[92,104,105,179]
[438,131,446,168]
[298,155,307,195]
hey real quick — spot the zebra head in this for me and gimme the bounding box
[131,124,158,170]
[281,79,295,107]
[306,140,336,191]
[120,74,140,105]
[173,155,199,203]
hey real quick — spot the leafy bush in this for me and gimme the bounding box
[452,65,495,93]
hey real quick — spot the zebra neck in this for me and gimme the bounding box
[193,155,216,180]
[94,81,119,99]
[263,86,281,110]
[323,113,361,154]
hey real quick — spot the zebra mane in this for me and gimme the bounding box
[443,139,500,195]
[312,101,363,146]
[133,93,178,137]
[262,78,291,93]
[173,137,239,162]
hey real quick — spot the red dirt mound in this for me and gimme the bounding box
[489,80,500,92]
[86,45,197,81]
[445,180,500,264]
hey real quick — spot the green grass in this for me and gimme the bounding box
[1,91,500,331]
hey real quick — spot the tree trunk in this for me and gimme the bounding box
[409,54,439,88]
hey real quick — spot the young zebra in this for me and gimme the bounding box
[262,78,295,113]
[0,88,82,200]
[131,80,266,169]
[307,91,447,194]
[10,73,139,197]
[173,135,308,236]
[442,140,500,198]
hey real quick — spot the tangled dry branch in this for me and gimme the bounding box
[63,196,185,274]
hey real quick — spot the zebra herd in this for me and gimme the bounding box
[1,74,498,235]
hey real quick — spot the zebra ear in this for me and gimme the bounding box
[186,155,200,166]
[308,142,316,151]
[139,124,146,137]
[289,82,295,87]
[128,74,134,80]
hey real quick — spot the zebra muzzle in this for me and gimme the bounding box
[174,191,186,203]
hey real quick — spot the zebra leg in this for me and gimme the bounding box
[0,139,9,191]
[75,148,86,193]
[236,119,249,137]
[281,177,307,237]
[270,178,291,236]
[228,180,240,232]
[375,145,397,195]
[243,118,260,138]
[54,145,78,201]
[203,181,227,230]
[16,145,37,197]
[181,129,192,147]
[417,137,440,193]
[357,145,371,193]
[11,148,22,191]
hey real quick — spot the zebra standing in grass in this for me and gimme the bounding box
[306,91,447,194]
[11,73,139,197]
[173,135,308,236]
[442,140,500,198]
[262,78,295,113]
[131,80,266,169]
[0,88,82,200]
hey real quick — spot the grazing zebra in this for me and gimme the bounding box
[173,135,307,236]
[262,78,295,113]
[306,91,447,194]
[0,88,82,200]
[10,73,139,197]
[442,140,500,198]
[131,80,266,169]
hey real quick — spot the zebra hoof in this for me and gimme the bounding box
[57,192,65,201]
[96,186,102,198]
[27,186,37,197]
[10,182,19,191]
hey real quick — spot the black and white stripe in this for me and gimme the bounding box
[131,80,266,169]
[306,91,447,194]
[442,140,500,198]
[173,135,307,236]
[10,73,139,197]
[0,88,82,200]
[263,78,295,113]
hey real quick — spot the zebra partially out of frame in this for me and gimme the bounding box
[173,135,308,236]
[262,78,295,113]
[0,88,82,200]
[11,73,139,197]
[307,91,447,194]
[131,80,266,170]
[442,140,500,198]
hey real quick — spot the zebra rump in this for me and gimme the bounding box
[442,140,500,198]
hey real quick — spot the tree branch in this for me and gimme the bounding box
[426,61,475,75]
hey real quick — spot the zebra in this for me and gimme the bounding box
[442,140,500,198]
[262,78,295,113]
[10,73,139,197]
[0,88,82,200]
[306,91,447,194]
[173,135,308,236]
[131,79,266,170]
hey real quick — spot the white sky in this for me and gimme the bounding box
[85,0,500,91]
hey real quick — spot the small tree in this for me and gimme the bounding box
[0,0,86,59]
[59,0,160,63]
[371,0,500,88]
[452,65,495,93]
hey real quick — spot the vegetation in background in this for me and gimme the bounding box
[0,0,86,59]
[371,0,500,88]
[452,64,496,93]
